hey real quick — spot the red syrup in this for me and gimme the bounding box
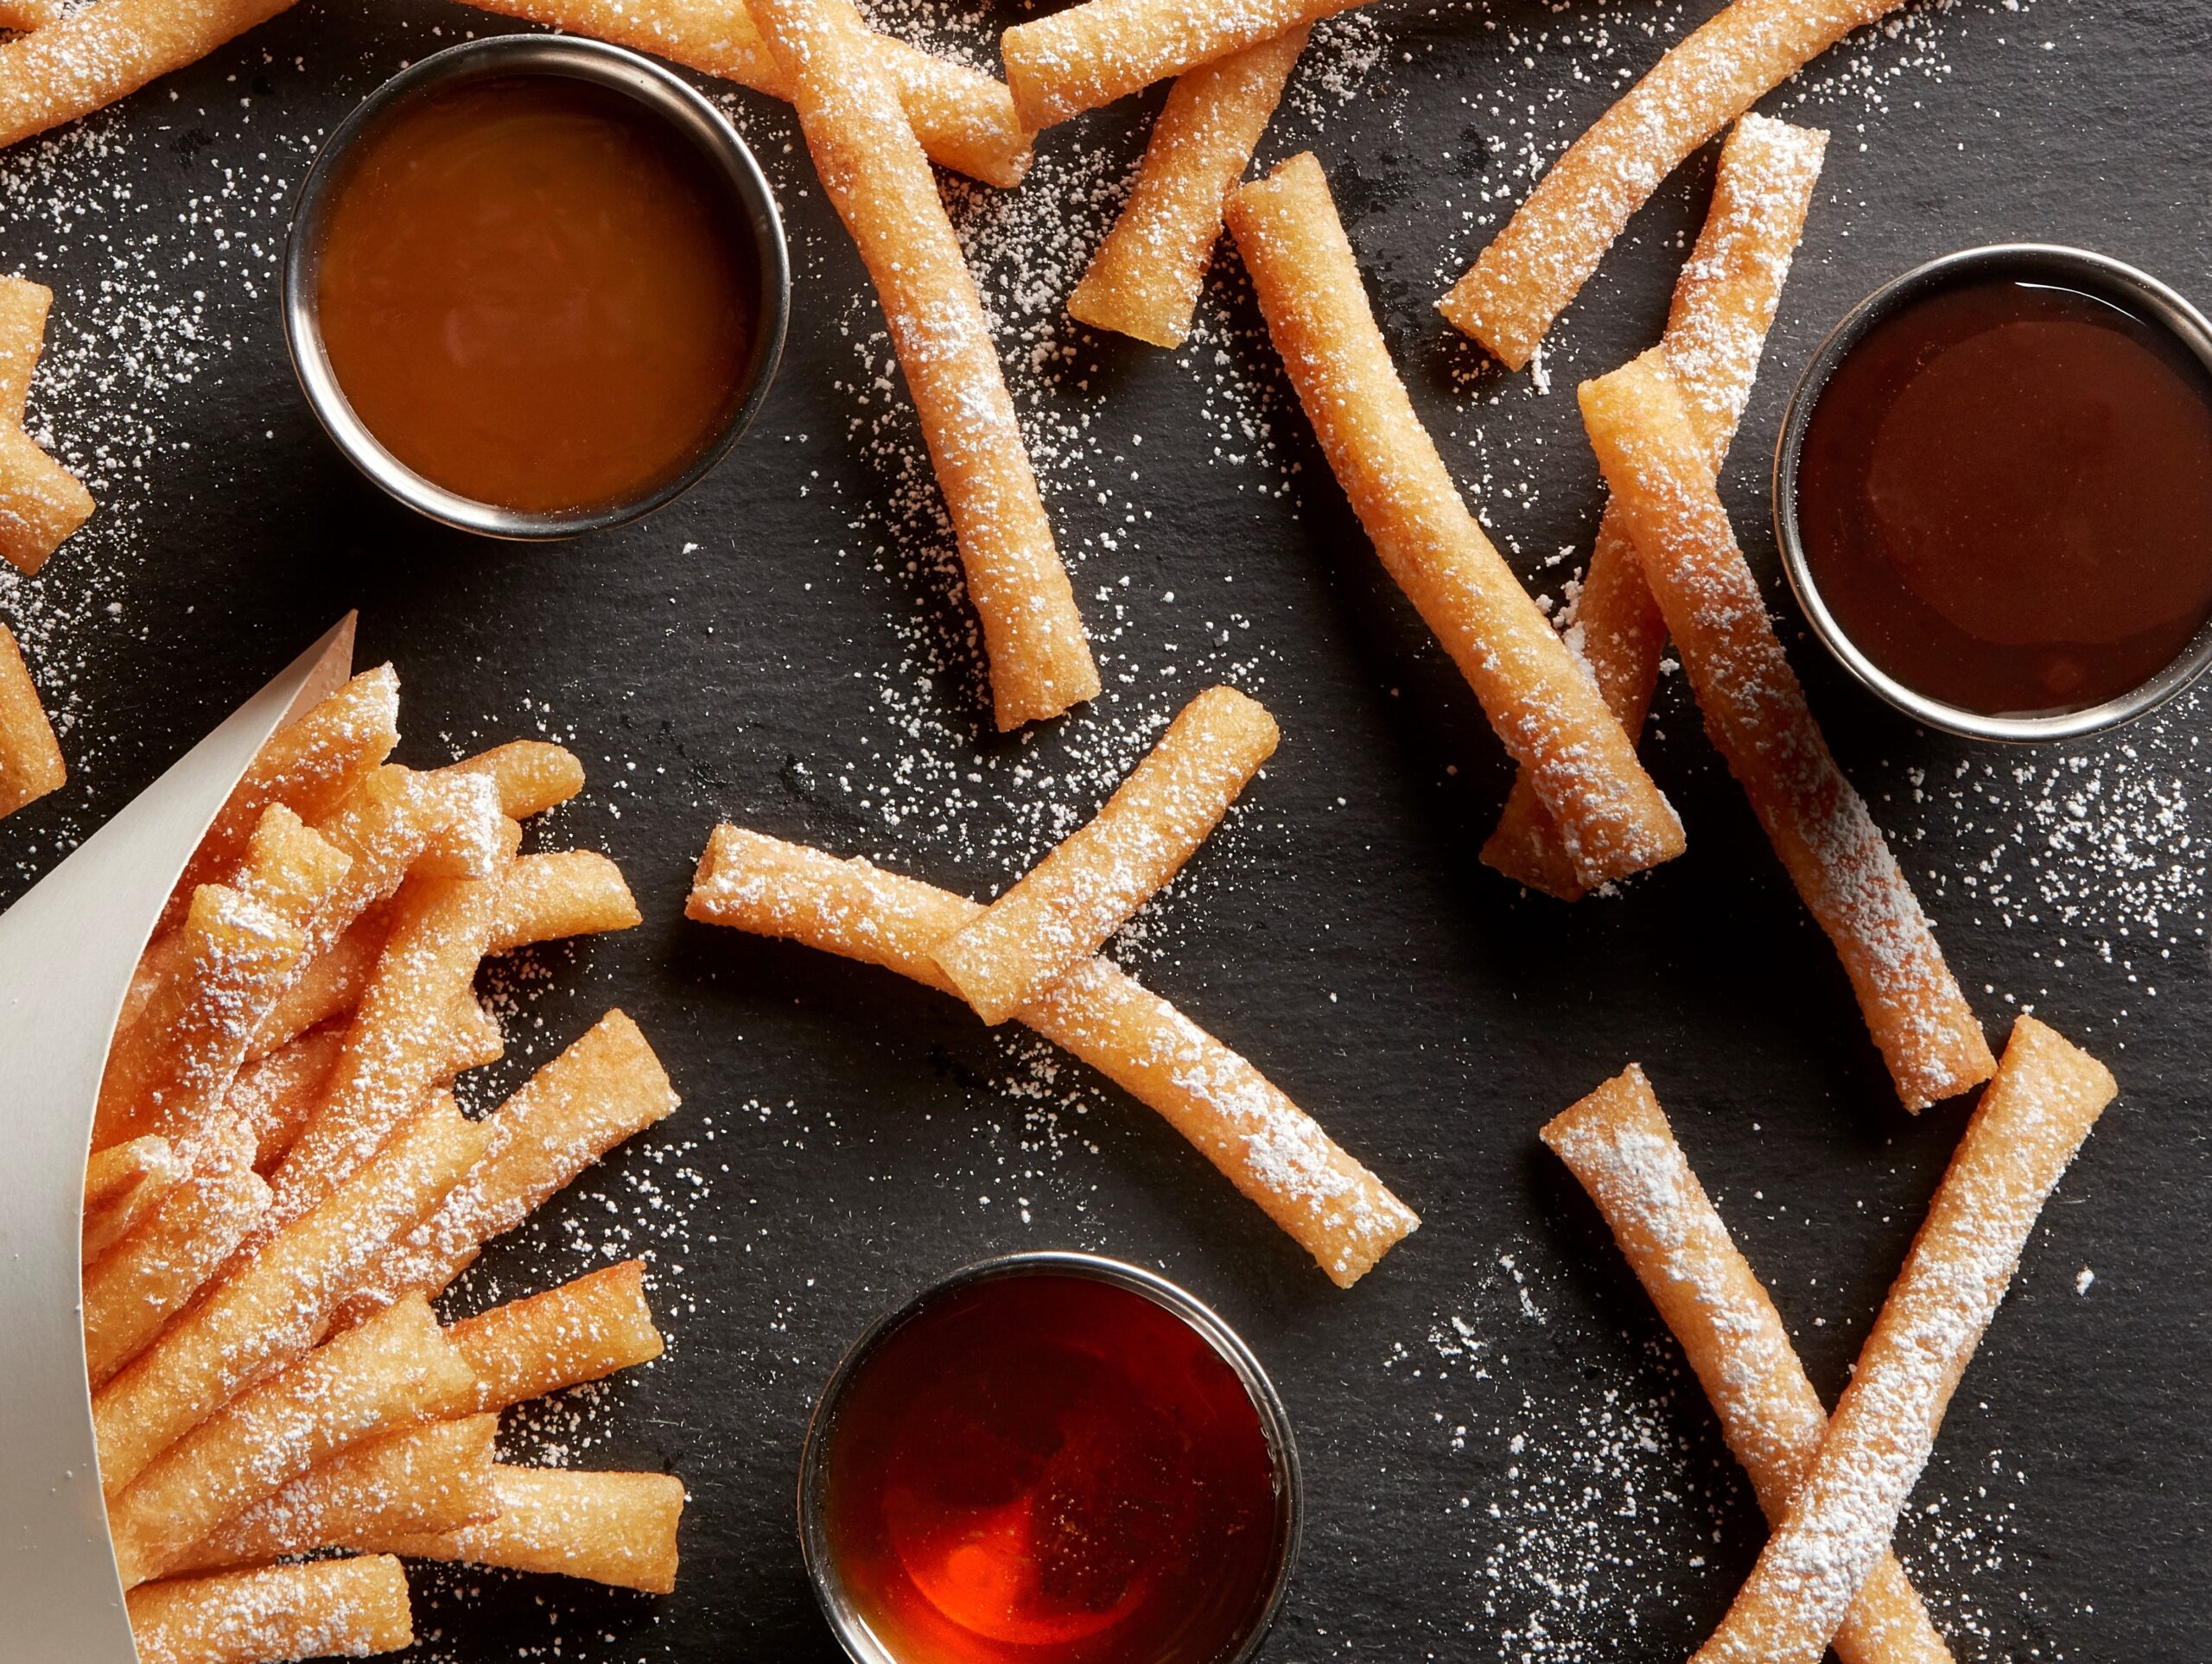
[817,1272,1286,1664]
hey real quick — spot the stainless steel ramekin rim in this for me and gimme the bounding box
[796,1250,1305,1664]
[281,35,790,542]
[1773,242,2212,744]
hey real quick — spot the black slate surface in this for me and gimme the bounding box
[3,0,2205,1659]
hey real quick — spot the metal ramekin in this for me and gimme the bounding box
[797,1251,1304,1664]
[282,35,790,540]
[1774,243,2212,743]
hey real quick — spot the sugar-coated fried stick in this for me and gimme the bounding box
[409,773,516,882]
[109,1293,478,1586]
[1002,0,1360,130]
[754,0,1098,731]
[264,820,516,1234]
[435,739,585,820]
[106,808,352,1143]
[489,849,642,954]
[455,0,1033,187]
[340,1011,678,1318]
[308,766,499,944]
[448,1260,664,1414]
[165,1415,498,1578]
[84,1118,269,1387]
[93,1096,489,1497]
[0,2,55,34]
[1439,0,1898,369]
[1225,154,1682,889]
[1580,354,1993,1108]
[1067,25,1307,348]
[245,906,391,1062]
[935,686,1279,1023]
[689,826,1418,1286]
[0,0,297,151]
[0,422,92,573]
[1484,115,1827,899]
[0,272,48,417]
[94,886,303,1149]
[226,1026,345,1169]
[0,618,62,816]
[1542,1067,1956,1664]
[82,1134,188,1263]
[372,1466,685,1594]
[127,1555,414,1664]
[164,665,402,927]
[1693,1016,2115,1664]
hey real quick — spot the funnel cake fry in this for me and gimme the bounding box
[1225,153,1682,889]
[1580,352,1992,1108]
[1484,114,1827,899]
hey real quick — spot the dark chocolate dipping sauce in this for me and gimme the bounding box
[1795,276,2212,716]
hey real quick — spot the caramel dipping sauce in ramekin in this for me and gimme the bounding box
[1777,245,2212,742]
[284,37,787,538]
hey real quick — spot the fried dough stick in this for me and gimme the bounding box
[1068,26,1308,348]
[753,0,1098,730]
[164,664,402,924]
[1002,0,1362,130]
[126,1556,415,1664]
[0,619,62,816]
[1439,0,1899,368]
[339,1011,678,1319]
[0,0,298,152]
[689,825,1418,1286]
[1542,1066,1955,1664]
[457,0,1033,187]
[933,686,1278,1023]
[1225,153,1682,889]
[370,1467,685,1594]
[83,1116,269,1387]
[92,1096,488,1496]
[1484,115,1827,899]
[82,1133,187,1262]
[164,1415,498,1577]
[108,1293,477,1586]
[1693,1016,2115,1664]
[1580,353,1992,1108]
[0,274,92,574]
[448,1260,664,1413]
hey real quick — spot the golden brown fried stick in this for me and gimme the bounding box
[457,0,1033,187]
[1579,352,1992,1108]
[753,0,1098,730]
[1003,0,1359,130]
[107,1293,476,1586]
[1225,152,1682,889]
[1067,25,1308,348]
[1439,0,1897,368]
[1543,1067,1955,1664]
[447,1260,664,1413]
[689,825,1418,1286]
[1484,114,1827,899]
[0,618,62,816]
[369,1466,685,1593]
[339,1010,678,1319]
[83,1117,269,1387]
[0,422,92,573]
[163,664,402,927]
[0,0,298,152]
[126,1556,414,1664]
[489,849,642,953]
[933,686,1278,1023]
[81,1133,187,1263]
[1693,1016,2114,1664]
[163,1415,498,1577]
[92,1096,487,1497]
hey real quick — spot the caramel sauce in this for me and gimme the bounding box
[818,1273,1284,1664]
[315,75,756,515]
[1795,276,2212,716]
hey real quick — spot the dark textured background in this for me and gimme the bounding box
[2,0,2204,1658]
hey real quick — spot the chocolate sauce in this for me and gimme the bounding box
[1795,276,2212,716]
